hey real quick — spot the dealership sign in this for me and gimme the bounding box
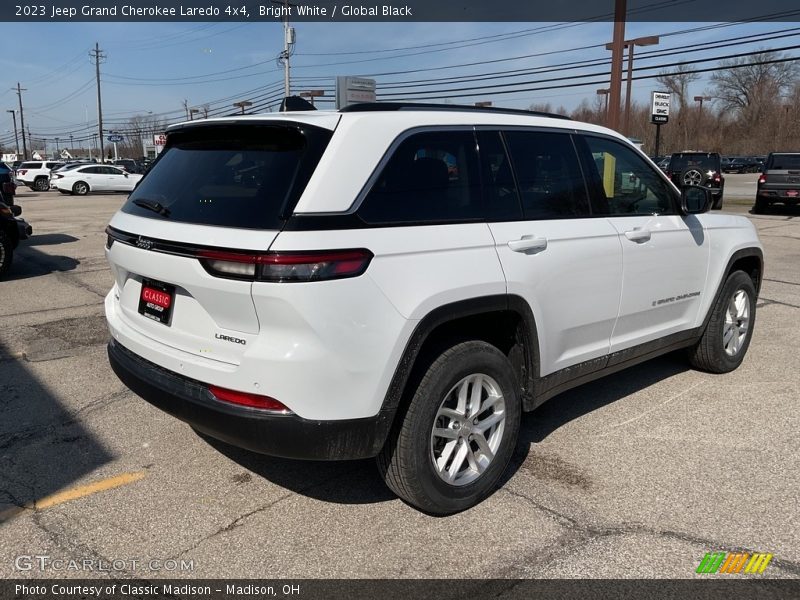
[651,91,671,124]
[336,76,377,109]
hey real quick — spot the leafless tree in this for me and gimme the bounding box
[119,113,167,158]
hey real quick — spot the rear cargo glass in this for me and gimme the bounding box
[121,123,332,229]
[668,154,719,171]
[766,154,800,170]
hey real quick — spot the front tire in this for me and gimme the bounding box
[689,270,756,373]
[378,341,521,515]
[34,177,49,192]
[72,181,89,196]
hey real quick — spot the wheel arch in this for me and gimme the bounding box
[376,295,541,452]
[702,247,763,331]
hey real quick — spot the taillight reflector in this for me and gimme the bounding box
[209,385,291,413]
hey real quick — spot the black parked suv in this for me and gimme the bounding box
[667,152,725,209]
[0,199,32,277]
[0,162,17,206]
[755,152,800,213]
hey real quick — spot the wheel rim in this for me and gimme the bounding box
[723,289,750,356]
[429,373,506,487]
[683,169,703,186]
[76,183,86,194]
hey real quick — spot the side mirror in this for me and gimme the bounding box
[124,173,129,178]
[681,185,712,215]
[10,204,22,217]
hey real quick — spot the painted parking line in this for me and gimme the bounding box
[0,471,146,523]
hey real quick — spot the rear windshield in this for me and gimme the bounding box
[669,154,719,171]
[766,154,800,170]
[121,123,332,229]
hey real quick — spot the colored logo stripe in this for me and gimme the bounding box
[697,552,773,574]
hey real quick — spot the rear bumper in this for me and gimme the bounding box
[107,338,394,460]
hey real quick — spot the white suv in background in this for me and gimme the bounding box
[104,103,763,514]
[16,160,64,191]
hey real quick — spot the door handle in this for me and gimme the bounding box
[508,235,548,254]
[624,228,651,243]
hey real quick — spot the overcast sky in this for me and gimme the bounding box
[0,19,797,147]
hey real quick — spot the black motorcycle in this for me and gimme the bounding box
[0,200,32,277]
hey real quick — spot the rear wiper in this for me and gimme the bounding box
[133,199,170,217]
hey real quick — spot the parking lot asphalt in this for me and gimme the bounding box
[0,187,798,580]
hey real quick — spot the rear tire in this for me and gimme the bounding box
[753,198,768,214]
[378,341,521,515]
[688,270,756,374]
[0,229,14,277]
[712,195,723,210]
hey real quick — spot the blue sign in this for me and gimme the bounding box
[107,134,124,143]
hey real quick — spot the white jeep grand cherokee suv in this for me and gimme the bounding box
[105,103,763,514]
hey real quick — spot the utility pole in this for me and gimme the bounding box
[90,43,106,161]
[274,0,295,99]
[607,0,626,131]
[6,109,19,156]
[182,99,189,120]
[14,83,28,160]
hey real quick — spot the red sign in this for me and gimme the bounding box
[142,287,171,309]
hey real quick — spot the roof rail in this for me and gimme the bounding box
[339,102,571,120]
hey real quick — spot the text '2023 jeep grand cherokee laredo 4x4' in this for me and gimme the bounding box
[105,103,763,514]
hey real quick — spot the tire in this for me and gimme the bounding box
[0,229,14,277]
[688,270,756,374]
[681,169,704,187]
[753,198,768,214]
[378,341,521,515]
[712,195,723,210]
[34,177,49,192]
[72,181,89,196]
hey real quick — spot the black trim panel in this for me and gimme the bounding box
[533,328,702,407]
[108,339,393,461]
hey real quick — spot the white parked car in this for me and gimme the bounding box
[52,164,142,195]
[104,103,764,514]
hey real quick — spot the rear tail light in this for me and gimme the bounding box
[52,174,64,179]
[198,248,373,282]
[666,170,672,178]
[17,169,27,176]
[713,171,721,182]
[208,385,291,413]
[758,174,767,185]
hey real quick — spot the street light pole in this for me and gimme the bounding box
[233,100,253,114]
[607,35,659,136]
[6,109,19,156]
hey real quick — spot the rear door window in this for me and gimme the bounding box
[21,162,42,169]
[121,124,331,229]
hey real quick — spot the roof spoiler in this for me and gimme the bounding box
[279,96,317,112]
